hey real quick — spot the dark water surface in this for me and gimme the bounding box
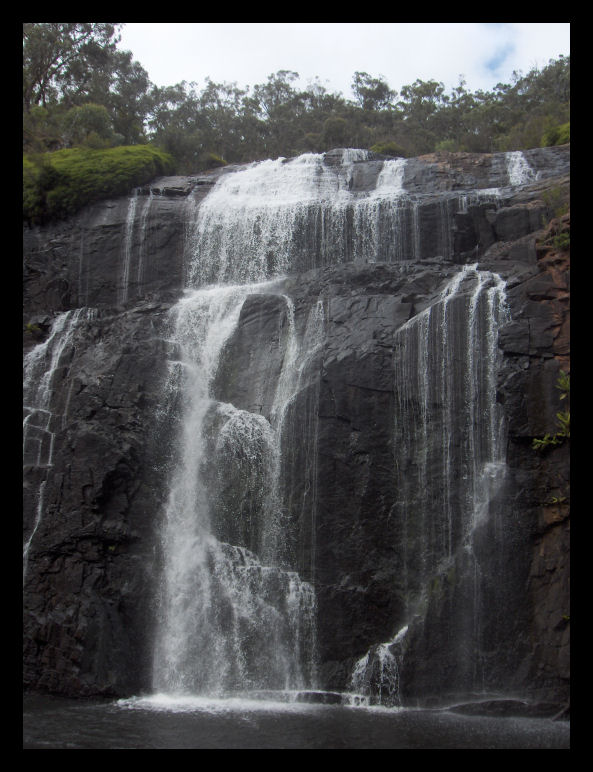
[23,694,570,749]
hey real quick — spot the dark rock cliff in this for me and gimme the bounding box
[23,146,569,710]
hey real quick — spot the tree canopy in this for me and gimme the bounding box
[23,23,570,173]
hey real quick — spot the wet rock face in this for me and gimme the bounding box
[23,147,569,706]
[24,305,198,693]
[22,170,226,315]
[23,302,178,695]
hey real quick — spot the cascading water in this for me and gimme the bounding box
[151,283,321,697]
[350,625,409,707]
[346,263,510,704]
[506,150,537,186]
[183,151,417,288]
[152,149,416,699]
[150,148,516,704]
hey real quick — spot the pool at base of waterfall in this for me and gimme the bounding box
[23,693,569,749]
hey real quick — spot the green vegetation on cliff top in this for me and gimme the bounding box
[22,24,569,223]
[23,144,175,224]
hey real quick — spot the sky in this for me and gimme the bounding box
[117,22,570,100]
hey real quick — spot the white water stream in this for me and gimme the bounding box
[506,150,537,186]
[152,283,322,696]
[151,149,519,702]
[183,152,413,287]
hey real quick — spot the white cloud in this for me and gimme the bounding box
[118,22,570,99]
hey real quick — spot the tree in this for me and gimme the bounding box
[252,70,301,119]
[399,79,447,122]
[60,103,116,148]
[23,24,155,151]
[146,82,204,172]
[107,51,152,145]
[250,71,305,157]
[23,23,122,111]
[23,27,569,169]
[322,116,349,147]
[23,104,66,152]
[351,72,396,112]
[197,78,249,161]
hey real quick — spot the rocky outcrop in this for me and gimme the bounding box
[23,146,569,711]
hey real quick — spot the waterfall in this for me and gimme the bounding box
[506,151,537,186]
[350,626,409,706]
[348,264,509,703]
[152,151,421,697]
[22,142,571,711]
[152,284,320,696]
[183,152,415,288]
[151,149,517,703]
[182,149,515,287]
[23,308,90,581]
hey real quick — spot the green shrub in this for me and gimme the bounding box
[552,231,570,251]
[541,185,569,219]
[197,152,227,170]
[541,121,570,147]
[434,139,459,152]
[24,322,42,338]
[369,140,408,157]
[23,144,176,224]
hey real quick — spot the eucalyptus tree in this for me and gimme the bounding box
[351,71,397,112]
[196,78,251,162]
[23,23,154,150]
[23,23,122,111]
[146,82,204,171]
[251,70,307,158]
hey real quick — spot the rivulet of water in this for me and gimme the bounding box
[23,308,92,582]
[118,189,138,304]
